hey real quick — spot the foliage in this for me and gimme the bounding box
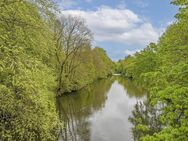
[0,0,59,140]
[117,0,188,140]
[116,43,158,81]
[54,16,113,94]
[0,0,113,140]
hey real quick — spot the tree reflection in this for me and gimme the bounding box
[117,77,146,98]
[129,101,162,141]
[56,78,115,141]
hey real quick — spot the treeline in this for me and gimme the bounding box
[0,0,113,140]
[54,16,113,95]
[116,0,188,140]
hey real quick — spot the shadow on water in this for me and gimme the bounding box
[56,77,147,141]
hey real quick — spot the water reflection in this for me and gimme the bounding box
[56,77,146,141]
[117,77,147,98]
[129,101,162,141]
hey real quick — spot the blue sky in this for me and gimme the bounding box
[59,0,178,61]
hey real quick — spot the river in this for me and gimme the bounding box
[56,77,146,141]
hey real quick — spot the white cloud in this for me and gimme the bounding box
[124,49,141,56]
[61,6,160,46]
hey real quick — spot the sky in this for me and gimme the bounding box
[58,0,178,61]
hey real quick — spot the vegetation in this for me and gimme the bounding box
[54,15,113,94]
[0,1,60,140]
[0,0,113,140]
[2,0,187,140]
[117,1,188,140]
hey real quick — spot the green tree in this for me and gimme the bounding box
[0,1,60,140]
[116,0,188,140]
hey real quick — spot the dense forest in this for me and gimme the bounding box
[116,0,188,140]
[1,0,188,141]
[0,0,113,140]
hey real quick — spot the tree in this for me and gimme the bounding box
[54,15,93,95]
[116,0,188,140]
[0,1,60,140]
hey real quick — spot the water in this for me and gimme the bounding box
[57,77,146,141]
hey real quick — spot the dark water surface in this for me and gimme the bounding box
[57,77,146,141]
